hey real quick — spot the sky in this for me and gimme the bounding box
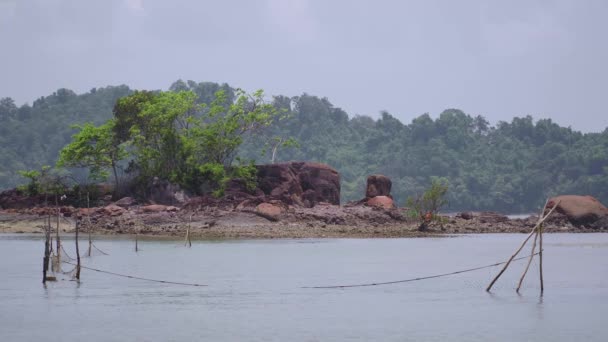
[1,0,607,132]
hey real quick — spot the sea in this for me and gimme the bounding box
[1,233,606,341]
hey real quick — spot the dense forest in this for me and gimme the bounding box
[1,80,607,213]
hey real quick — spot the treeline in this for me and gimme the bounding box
[1,80,607,213]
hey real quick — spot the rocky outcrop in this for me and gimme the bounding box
[366,175,392,198]
[256,162,340,207]
[547,195,608,227]
[0,189,42,209]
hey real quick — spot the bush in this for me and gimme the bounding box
[406,178,449,228]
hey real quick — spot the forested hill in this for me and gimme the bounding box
[1,80,607,213]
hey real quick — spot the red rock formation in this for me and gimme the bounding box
[366,196,395,209]
[256,162,340,207]
[365,174,392,198]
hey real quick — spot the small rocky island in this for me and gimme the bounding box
[1,162,607,238]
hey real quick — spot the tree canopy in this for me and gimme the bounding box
[2,79,607,213]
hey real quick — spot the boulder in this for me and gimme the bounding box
[365,175,392,198]
[142,204,169,213]
[456,212,474,220]
[256,162,340,207]
[478,212,509,223]
[149,177,189,205]
[547,195,608,226]
[102,204,126,216]
[366,196,394,209]
[114,197,136,208]
[255,203,283,221]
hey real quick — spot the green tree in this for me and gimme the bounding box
[57,120,127,190]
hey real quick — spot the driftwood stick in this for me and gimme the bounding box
[516,229,539,292]
[486,200,559,292]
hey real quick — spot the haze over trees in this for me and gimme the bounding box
[1,80,607,213]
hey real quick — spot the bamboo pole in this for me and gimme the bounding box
[516,229,539,292]
[486,200,559,292]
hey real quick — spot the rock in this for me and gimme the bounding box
[114,197,136,208]
[141,204,180,213]
[0,189,45,209]
[256,162,340,207]
[365,175,392,198]
[478,212,509,223]
[102,204,126,216]
[366,196,395,209]
[547,195,608,226]
[456,212,474,220]
[255,203,283,221]
[149,177,189,205]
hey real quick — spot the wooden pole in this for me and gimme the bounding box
[516,229,539,292]
[486,201,559,292]
[185,214,192,247]
[486,226,538,292]
[42,222,50,284]
[135,233,139,252]
[75,219,81,280]
[539,222,544,293]
[55,194,61,262]
[86,191,92,257]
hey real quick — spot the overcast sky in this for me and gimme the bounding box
[1,0,607,132]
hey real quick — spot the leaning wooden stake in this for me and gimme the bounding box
[75,219,81,280]
[516,228,539,292]
[539,222,544,293]
[486,200,559,292]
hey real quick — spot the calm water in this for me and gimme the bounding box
[1,233,607,341]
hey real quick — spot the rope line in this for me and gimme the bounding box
[302,251,541,289]
[91,243,109,255]
[61,261,207,287]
